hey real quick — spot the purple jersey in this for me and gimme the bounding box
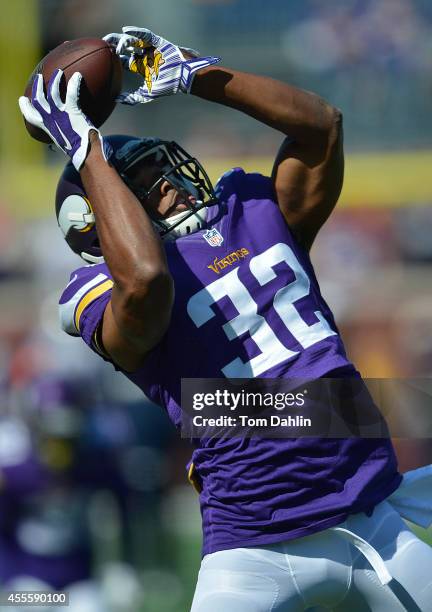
[59,169,401,555]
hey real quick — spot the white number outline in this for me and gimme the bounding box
[187,243,336,377]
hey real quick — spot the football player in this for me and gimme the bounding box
[19,26,432,611]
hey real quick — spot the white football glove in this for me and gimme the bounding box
[18,70,109,170]
[103,26,220,105]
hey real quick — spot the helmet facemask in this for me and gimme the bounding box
[56,135,216,264]
[115,139,216,239]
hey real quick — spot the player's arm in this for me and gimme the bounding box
[191,68,343,251]
[19,71,174,372]
[79,133,174,371]
[105,26,343,251]
[19,70,173,371]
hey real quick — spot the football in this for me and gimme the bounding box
[23,38,122,143]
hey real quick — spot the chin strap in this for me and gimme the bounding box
[156,202,208,240]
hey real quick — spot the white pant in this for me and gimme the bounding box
[191,500,432,611]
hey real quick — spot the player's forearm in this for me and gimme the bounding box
[191,66,338,145]
[80,134,172,296]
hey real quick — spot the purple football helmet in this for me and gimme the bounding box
[55,135,216,263]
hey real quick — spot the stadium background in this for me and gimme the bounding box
[1,0,431,610]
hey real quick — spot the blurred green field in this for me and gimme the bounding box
[412,524,432,547]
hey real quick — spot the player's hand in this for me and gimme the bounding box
[103,26,221,105]
[18,70,108,170]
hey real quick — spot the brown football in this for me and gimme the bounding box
[24,38,122,143]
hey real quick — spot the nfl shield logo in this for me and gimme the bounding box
[203,228,224,247]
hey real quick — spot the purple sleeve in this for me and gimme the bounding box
[79,289,112,357]
[58,263,113,359]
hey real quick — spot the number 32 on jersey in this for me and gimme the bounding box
[187,242,336,377]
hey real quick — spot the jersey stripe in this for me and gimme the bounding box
[74,279,113,332]
[187,462,203,494]
[59,272,110,335]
